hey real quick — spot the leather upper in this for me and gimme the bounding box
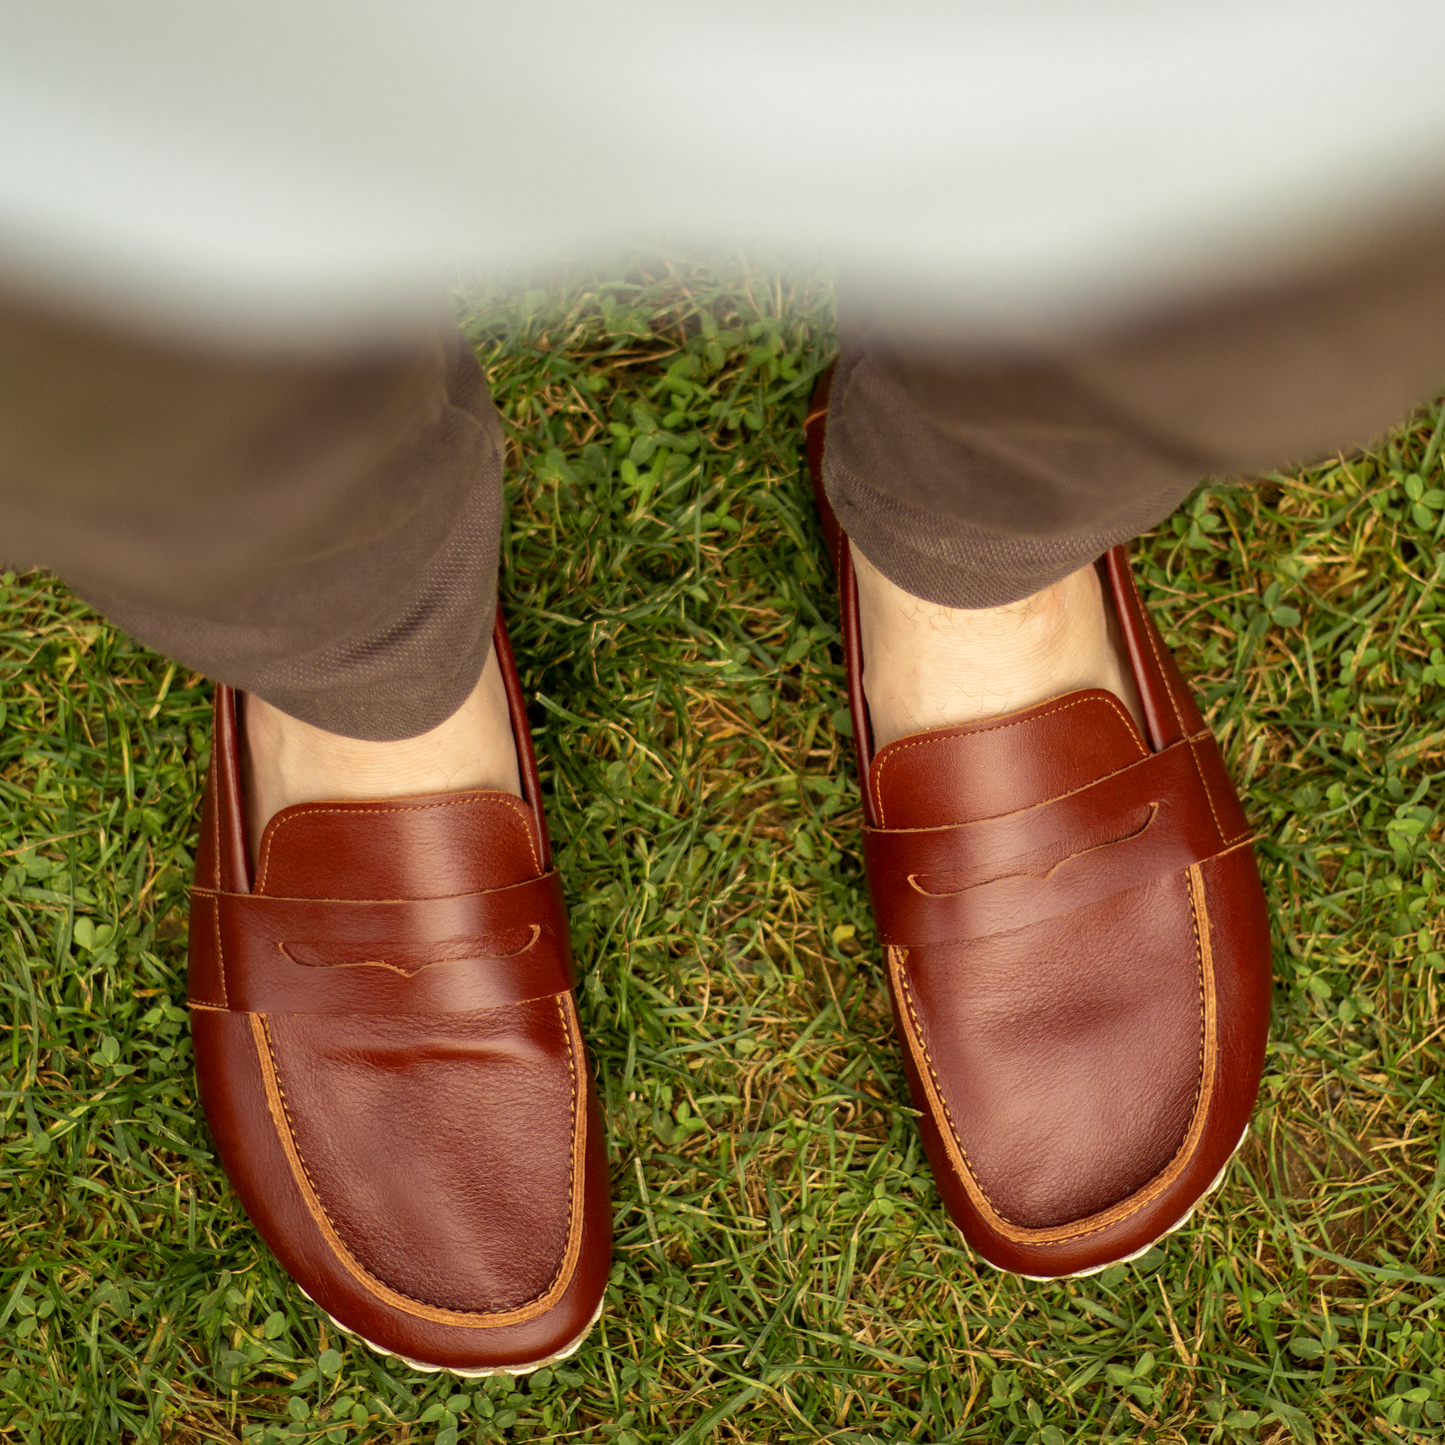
[864,701,1249,946]
[190,805,575,1016]
[807,365,1273,1275]
[187,615,611,1368]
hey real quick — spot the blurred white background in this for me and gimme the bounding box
[3,0,1444,344]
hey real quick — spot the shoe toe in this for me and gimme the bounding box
[918,876,1204,1233]
[263,1002,582,1320]
[890,850,1269,1278]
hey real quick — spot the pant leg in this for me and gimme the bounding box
[824,219,1445,609]
[0,293,504,741]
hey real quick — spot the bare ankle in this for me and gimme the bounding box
[240,652,522,868]
[853,545,1144,747]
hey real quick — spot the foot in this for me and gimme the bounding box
[241,646,522,868]
[188,615,611,1373]
[852,543,1146,748]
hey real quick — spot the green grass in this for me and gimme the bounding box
[2,257,1443,1445]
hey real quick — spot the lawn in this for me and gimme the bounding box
[1,258,1443,1445]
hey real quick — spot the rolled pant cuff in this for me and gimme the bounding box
[821,449,1181,610]
[257,640,495,741]
[817,340,1203,610]
[824,455,1131,608]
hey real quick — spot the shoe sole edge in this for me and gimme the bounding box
[983,1121,1250,1282]
[295,1286,605,1379]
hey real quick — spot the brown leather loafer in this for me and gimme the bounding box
[806,370,1272,1278]
[186,614,611,1373]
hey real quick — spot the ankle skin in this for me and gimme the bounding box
[852,543,1146,747]
[240,647,521,868]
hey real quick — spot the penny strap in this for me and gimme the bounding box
[190,870,574,1015]
[863,733,1250,946]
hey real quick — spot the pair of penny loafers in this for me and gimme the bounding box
[184,378,1272,1373]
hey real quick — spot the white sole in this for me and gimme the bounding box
[982,1121,1251,1282]
[296,1286,605,1379]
